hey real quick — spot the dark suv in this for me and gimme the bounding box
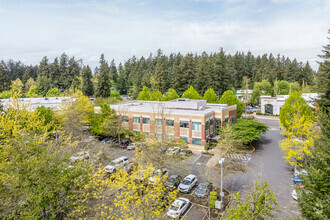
[119,139,130,149]
[164,175,182,189]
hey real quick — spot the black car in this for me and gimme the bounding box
[119,139,130,149]
[164,175,182,189]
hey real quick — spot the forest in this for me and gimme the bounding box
[0,48,321,100]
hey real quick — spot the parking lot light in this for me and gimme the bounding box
[219,158,225,209]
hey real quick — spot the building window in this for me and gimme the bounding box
[225,117,229,124]
[144,132,149,138]
[167,134,174,140]
[155,133,163,140]
[192,138,202,146]
[133,131,140,135]
[231,115,235,124]
[155,119,163,126]
[205,121,209,130]
[210,118,214,126]
[192,122,202,131]
[142,117,150,124]
[166,119,174,126]
[180,136,189,144]
[121,116,129,122]
[133,117,140,124]
[180,120,189,128]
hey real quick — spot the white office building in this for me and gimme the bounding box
[260,93,320,115]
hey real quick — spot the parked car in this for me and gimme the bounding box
[166,198,190,219]
[104,156,129,173]
[166,147,181,156]
[195,182,213,198]
[102,138,110,144]
[124,162,136,174]
[179,149,193,157]
[134,168,155,181]
[149,168,169,184]
[70,151,90,163]
[119,139,130,149]
[178,174,197,193]
[164,175,182,189]
[127,142,137,151]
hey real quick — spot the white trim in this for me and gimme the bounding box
[180,118,190,122]
[166,117,174,120]
[155,116,164,119]
[191,119,202,122]
[142,115,150,118]
[133,114,140,117]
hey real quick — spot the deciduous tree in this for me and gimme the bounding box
[219,90,243,118]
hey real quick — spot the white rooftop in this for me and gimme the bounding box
[109,99,235,117]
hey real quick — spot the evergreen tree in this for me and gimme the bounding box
[95,54,111,98]
[109,59,118,84]
[173,54,195,94]
[0,63,11,92]
[194,52,211,94]
[298,113,330,219]
[153,57,167,93]
[50,57,60,89]
[81,65,94,96]
[22,67,31,84]
[24,78,36,93]
[203,88,218,103]
[36,75,52,96]
[59,53,69,90]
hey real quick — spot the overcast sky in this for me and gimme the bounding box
[0,0,329,70]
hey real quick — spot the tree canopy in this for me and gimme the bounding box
[219,90,243,118]
[203,88,218,103]
[181,86,202,100]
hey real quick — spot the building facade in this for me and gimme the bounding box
[260,93,320,115]
[108,98,237,149]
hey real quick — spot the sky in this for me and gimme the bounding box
[0,0,329,70]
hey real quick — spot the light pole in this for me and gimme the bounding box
[219,158,225,208]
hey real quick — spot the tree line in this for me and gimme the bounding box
[0,48,319,99]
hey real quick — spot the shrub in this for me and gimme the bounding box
[210,191,217,197]
[111,90,121,99]
[210,200,215,209]
[46,88,61,97]
[94,97,122,106]
[0,90,11,99]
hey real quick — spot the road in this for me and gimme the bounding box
[223,118,300,218]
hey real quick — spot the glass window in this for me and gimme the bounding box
[155,133,163,140]
[180,121,189,128]
[210,118,214,126]
[180,136,189,144]
[121,116,128,122]
[225,117,229,123]
[133,131,140,135]
[192,138,202,146]
[205,121,209,130]
[167,135,174,140]
[192,122,202,131]
[166,119,174,126]
[144,132,149,138]
[133,117,140,124]
[155,119,163,126]
[231,115,235,124]
[142,117,150,124]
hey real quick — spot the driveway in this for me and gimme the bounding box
[223,118,300,218]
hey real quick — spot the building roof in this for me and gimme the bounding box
[109,99,236,117]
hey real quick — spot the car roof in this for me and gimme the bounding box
[184,174,196,180]
[177,197,190,204]
[170,174,180,178]
[112,156,128,162]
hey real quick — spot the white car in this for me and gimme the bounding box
[70,151,90,163]
[178,174,197,193]
[167,198,190,219]
[127,142,137,151]
[104,156,129,173]
[166,147,181,156]
[149,168,168,184]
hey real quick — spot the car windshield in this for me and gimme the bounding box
[167,177,175,183]
[198,184,207,190]
[182,179,191,185]
[169,202,180,211]
[109,162,116,166]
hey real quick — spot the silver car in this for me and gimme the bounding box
[178,174,197,193]
[166,197,190,219]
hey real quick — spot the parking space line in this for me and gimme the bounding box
[191,154,202,164]
[182,203,194,219]
[190,187,197,195]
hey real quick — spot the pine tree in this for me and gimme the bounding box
[59,53,69,90]
[81,65,94,96]
[172,54,195,94]
[96,54,111,97]
[153,57,167,93]
[22,67,31,85]
[0,63,11,92]
[109,59,118,83]
[297,113,330,219]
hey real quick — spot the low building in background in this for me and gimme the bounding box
[260,93,320,115]
[236,89,253,102]
[1,97,72,111]
[108,98,237,148]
